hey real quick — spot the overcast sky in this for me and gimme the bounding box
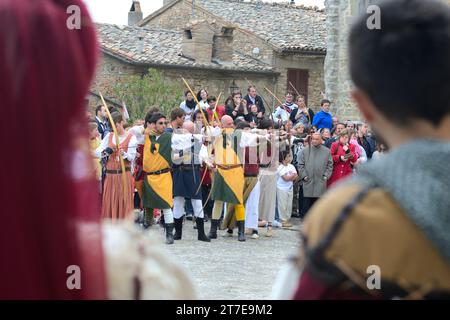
[83,0,325,25]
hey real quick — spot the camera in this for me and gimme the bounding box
[104,147,114,155]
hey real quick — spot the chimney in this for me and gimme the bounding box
[182,20,215,64]
[163,0,174,6]
[128,1,143,26]
[213,26,235,63]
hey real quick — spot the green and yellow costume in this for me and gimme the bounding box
[143,133,173,209]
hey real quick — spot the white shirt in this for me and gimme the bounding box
[127,125,145,145]
[196,100,209,110]
[171,133,208,165]
[95,132,138,161]
[276,164,297,191]
[179,101,196,121]
[272,103,298,123]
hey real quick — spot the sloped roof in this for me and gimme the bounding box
[96,23,275,73]
[139,0,327,53]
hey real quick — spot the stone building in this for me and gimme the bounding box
[324,0,450,121]
[324,0,379,120]
[90,0,327,113]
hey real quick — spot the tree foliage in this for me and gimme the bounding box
[112,68,183,121]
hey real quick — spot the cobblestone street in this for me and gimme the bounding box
[146,218,302,300]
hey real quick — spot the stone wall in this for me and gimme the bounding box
[324,0,450,121]
[161,68,276,107]
[143,1,274,64]
[89,54,147,110]
[143,1,204,30]
[89,53,276,114]
[324,0,361,121]
[273,53,325,112]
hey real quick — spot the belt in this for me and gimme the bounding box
[216,164,242,170]
[244,173,258,177]
[145,168,171,175]
[173,165,201,171]
[106,168,131,174]
[259,163,272,168]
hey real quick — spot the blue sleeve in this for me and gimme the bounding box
[312,112,322,127]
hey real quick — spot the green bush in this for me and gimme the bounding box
[112,68,183,121]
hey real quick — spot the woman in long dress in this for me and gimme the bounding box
[96,112,137,221]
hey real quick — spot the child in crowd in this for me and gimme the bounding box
[276,151,297,229]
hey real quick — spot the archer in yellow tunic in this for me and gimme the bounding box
[143,133,173,210]
[142,113,175,244]
[208,116,263,242]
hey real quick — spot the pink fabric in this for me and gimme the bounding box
[0,0,106,299]
[293,271,378,300]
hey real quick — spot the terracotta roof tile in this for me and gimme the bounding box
[194,0,326,52]
[96,23,275,73]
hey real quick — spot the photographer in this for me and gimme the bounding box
[327,129,358,187]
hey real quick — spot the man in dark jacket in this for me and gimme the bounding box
[244,85,265,117]
[356,122,376,159]
[95,104,109,139]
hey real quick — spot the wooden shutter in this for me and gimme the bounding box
[287,69,309,105]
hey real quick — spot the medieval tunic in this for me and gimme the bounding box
[222,140,261,230]
[211,128,245,205]
[96,132,137,221]
[258,134,284,224]
[171,133,208,200]
[142,132,173,209]
[211,129,263,226]
[287,141,450,299]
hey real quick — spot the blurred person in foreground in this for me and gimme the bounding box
[0,0,194,299]
[273,0,450,300]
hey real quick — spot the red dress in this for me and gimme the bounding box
[327,141,358,187]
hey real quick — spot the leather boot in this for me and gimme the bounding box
[237,220,246,242]
[173,217,183,240]
[208,219,219,239]
[196,217,210,242]
[142,208,154,229]
[165,223,174,245]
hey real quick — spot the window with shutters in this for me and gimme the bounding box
[287,69,309,105]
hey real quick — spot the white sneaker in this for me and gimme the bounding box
[251,233,260,239]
